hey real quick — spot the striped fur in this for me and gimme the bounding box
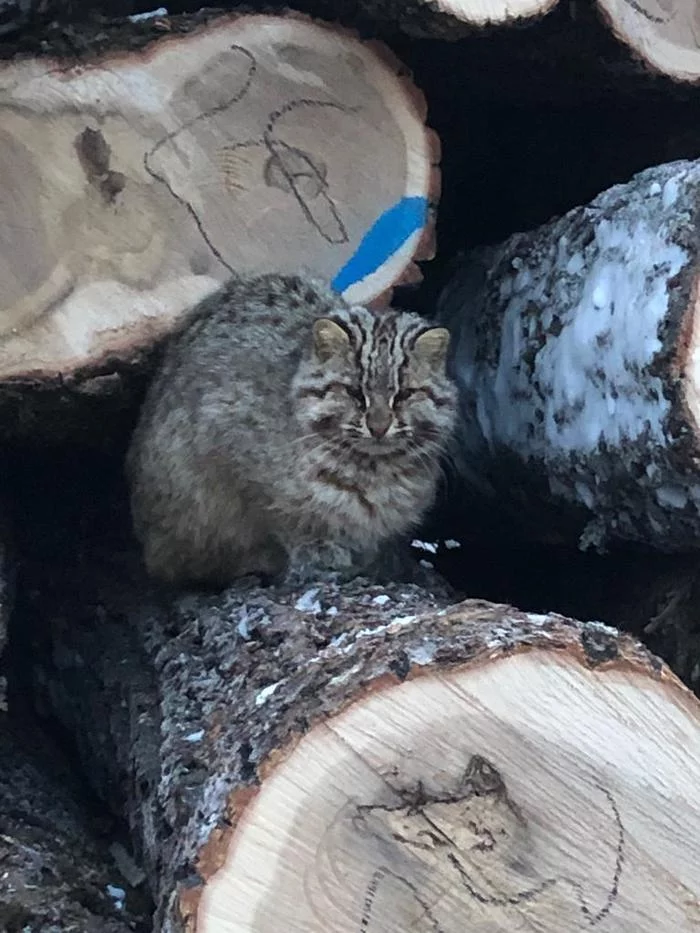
[126,273,457,587]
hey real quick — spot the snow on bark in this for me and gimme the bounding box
[439,158,700,551]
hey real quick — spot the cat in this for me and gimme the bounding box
[126,273,457,588]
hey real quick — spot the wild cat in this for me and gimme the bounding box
[126,273,457,588]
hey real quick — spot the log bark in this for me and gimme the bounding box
[438,156,700,553]
[23,534,700,933]
[0,711,147,932]
[0,11,438,407]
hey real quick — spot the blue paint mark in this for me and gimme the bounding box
[332,195,428,293]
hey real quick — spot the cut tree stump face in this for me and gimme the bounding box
[0,14,437,383]
[200,652,700,931]
[597,0,700,81]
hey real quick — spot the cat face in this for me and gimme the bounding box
[292,306,457,456]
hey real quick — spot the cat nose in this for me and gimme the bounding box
[367,405,392,439]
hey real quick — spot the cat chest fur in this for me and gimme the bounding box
[278,449,436,545]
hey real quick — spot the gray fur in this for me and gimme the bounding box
[126,273,457,587]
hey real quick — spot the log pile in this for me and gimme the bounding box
[0,11,438,425]
[439,157,700,553]
[1,2,700,933]
[21,534,700,933]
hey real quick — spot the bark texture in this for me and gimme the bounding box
[439,157,700,553]
[0,712,147,932]
[21,518,699,932]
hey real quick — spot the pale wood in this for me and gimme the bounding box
[204,638,700,933]
[597,0,700,82]
[0,12,438,387]
[429,0,558,26]
[23,526,700,933]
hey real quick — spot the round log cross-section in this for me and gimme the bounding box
[24,554,700,933]
[0,13,438,389]
[198,615,700,933]
[597,0,700,82]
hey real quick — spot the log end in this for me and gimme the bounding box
[186,605,700,932]
[0,12,439,388]
[597,0,700,82]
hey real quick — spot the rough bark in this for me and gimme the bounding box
[0,10,438,424]
[0,711,148,932]
[438,156,700,553]
[21,524,700,933]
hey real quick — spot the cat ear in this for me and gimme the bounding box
[312,318,351,361]
[412,327,450,368]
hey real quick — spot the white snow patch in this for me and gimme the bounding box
[128,6,168,21]
[566,253,584,275]
[419,559,434,569]
[372,594,391,606]
[255,681,282,706]
[592,283,608,309]
[662,176,680,208]
[479,210,686,455]
[236,609,251,640]
[648,182,662,196]
[408,642,437,665]
[328,663,363,687]
[575,482,595,509]
[411,539,438,553]
[295,588,322,613]
[585,620,619,636]
[328,614,421,654]
[325,605,339,616]
[106,885,126,910]
[655,484,688,509]
[443,538,462,549]
[184,729,205,743]
[391,615,417,626]
[524,613,555,626]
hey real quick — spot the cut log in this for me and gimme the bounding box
[352,0,558,35]
[438,157,700,553]
[0,711,147,932]
[23,536,700,933]
[0,12,438,395]
[596,0,700,82]
[0,0,558,43]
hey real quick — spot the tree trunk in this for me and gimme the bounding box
[0,711,147,932]
[23,533,700,933]
[0,10,438,432]
[439,156,700,553]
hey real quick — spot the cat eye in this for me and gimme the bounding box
[394,388,419,404]
[346,386,367,409]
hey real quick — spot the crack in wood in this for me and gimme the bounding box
[352,756,625,930]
